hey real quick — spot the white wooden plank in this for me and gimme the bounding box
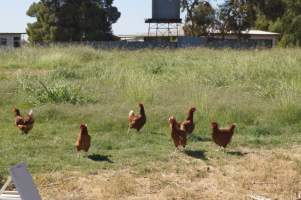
[2,192,18,195]
[0,194,21,200]
[0,194,20,198]
[9,163,41,200]
[249,194,271,200]
[0,177,12,195]
[3,191,19,194]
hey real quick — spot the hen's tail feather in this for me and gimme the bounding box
[28,109,33,116]
[129,110,135,117]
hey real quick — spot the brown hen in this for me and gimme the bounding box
[211,122,236,149]
[128,103,146,132]
[180,107,196,135]
[169,116,187,150]
[75,124,91,157]
[13,108,34,134]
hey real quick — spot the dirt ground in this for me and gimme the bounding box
[34,147,301,200]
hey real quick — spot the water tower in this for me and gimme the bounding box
[145,0,182,38]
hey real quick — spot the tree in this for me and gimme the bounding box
[250,0,286,21]
[26,2,58,42]
[253,0,301,46]
[180,0,301,46]
[278,0,301,46]
[217,0,257,38]
[183,1,215,36]
[181,0,203,36]
[26,0,121,43]
[287,15,301,46]
[181,0,257,38]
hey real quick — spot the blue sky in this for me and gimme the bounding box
[0,0,222,35]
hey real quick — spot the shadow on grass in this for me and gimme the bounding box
[88,154,114,163]
[150,131,163,135]
[188,134,211,142]
[226,150,249,157]
[185,150,208,160]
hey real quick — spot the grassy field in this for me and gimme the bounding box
[0,46,301,199]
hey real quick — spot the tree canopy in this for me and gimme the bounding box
[218,0,257,37]
[183,1,215,36]
[26,0,121,43]
[181,0,301,46]
[254,0,301,46]
[181,0,257,37]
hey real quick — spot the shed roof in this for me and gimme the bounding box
[236,30,280,35]
[0,33,26,35]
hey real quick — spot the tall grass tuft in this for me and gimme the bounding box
[17,74,95,105]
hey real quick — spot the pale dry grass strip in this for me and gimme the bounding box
[37,147,301,200]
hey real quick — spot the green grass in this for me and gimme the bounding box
[0,46,301,178]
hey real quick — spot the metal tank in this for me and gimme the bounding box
[152,0,181,20]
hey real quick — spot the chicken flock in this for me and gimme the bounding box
[13,104,236,156]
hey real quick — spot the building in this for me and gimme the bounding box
[118,29,280,48]
[0,33,26,48]
[208,30,280,48]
